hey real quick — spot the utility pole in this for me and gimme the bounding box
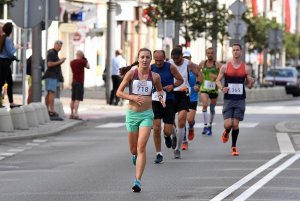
[105,0,116,104]
[262,0,268,86]
[31,23,42,102]
[296,0,300,66]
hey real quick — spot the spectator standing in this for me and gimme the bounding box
[70,50,90,120]
[110,49,126,105]
[0,22,17,108]
[43,40,66,120]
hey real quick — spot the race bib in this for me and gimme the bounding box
[132,80,152,95]
[204,80,216,90]
[152,91,166,102]
[228,83,243,95]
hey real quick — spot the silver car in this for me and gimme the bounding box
[263,67,300,97]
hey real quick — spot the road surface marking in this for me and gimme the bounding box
[95,123,125,128]
[276,133,295,153]
[0,152,16,157]
[233,154,300,201]
[33,139,47,143]
[7,149,25,153]
[239,122,259,128]
[210,153,287,201]
[26,143,40,146]
[194,122,258,128]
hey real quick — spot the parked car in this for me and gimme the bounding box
[263,67,300,97]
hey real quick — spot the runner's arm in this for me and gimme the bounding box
[216,64,228,93]
[245,65,255,89]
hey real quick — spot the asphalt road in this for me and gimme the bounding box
[0,99,299,201]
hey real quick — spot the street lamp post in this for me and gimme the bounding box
[105,0,116,104]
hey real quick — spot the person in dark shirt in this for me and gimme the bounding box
[70,50,89,120]
[43,40,66,120]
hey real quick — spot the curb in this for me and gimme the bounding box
[0,120,84,142]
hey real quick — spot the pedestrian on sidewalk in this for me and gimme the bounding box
[117,48,165,192]
[0,22,18,108]
[110,49,126,105]
[43,40,66,120]
[216,43,255,156]
[151,49,183,163]
[181,50,202,150]
[198,47,222,135]
[70,50,90,120]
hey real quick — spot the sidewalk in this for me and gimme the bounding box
[0,86,299,141]
[0,86,127,141]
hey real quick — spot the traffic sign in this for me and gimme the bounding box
[268,29,283,50]
[9,0,59,28]
[228,19,248,39]
[9,0,44,28]
[229,0,247,16]
[157,20,175,39]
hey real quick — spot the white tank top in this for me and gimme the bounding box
[170,58,190,91]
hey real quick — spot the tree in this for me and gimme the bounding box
[284,32,299,60]
[244,15,281,53]
[146,0,229,47]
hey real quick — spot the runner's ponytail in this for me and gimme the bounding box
[119,61,139,77]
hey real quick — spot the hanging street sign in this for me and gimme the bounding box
[229,0,247,16]
[228,19,248,40]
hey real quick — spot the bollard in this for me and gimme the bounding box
[10,107,29,130]
[22,105,39,128]
[54,99,65,118]
[0,108,14,132]
[30,103,46,125]
[39,103,50,123]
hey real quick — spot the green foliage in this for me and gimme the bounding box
[283,32,299,59]
[244,14,282,53]
[148,0,229,45]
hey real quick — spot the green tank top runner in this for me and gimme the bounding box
[200,60,219,94]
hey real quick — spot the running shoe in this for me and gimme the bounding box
[231,146,239,156]
[172,132,177,149]
[132,179,142,192]
[154,153,163,164]
[174,149,181,159]
[207,126,212,136]
[188,128,195,141]
[181,141,188,150]
[132,155,137,166]
[202,127,208,135]
[221,130,229,143]
[164,135,172,148]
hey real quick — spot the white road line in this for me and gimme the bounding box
[239,122,259,128]
[26,143,40,146]
[194,123,216,128]
[33,139,47,143]
[7,149,25,153]
[210,153,287,201]
[276,133,295,153]
[95,123,125,128]
[0,153,16,157]
[233,154,300,201]
[194,122,258,128]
